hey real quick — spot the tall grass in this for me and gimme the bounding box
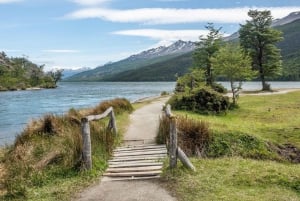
[1,98,133,200]
[157,115,211,157]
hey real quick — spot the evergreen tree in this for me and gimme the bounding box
[239,10,283,90]
[193,23,223,86]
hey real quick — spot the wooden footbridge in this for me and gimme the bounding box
[80,102,195,181]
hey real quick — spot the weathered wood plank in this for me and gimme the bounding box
[103,170,162,177]
[86,107,113,121]
[109,162,163,168]
[107,165,162,173]
[113,148,167,154]
[113,150,167,157]
[177,147,196,171]
[81,118,92,170]
[115,145,166,151]
[109,155,166,162]
[101,175,160,182]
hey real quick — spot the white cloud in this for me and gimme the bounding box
[65,7,300,24]
[42,49,80,53]
[113,29,214,43]
[0,49,21,52]
[0,0,22,3]
[70,0,111,6]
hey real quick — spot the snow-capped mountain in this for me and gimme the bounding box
[272,11,300,27]
[128,40,196,61]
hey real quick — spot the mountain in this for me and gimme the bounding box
[272,11,300,27]
[67,11,300,82]
[61,67,91,79]
[65,40,195,81]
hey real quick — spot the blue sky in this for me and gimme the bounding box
[1,0,300,71]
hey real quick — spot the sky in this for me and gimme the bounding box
[0,0,300,71]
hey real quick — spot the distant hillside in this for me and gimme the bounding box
[276,19,300,80]
[0,52,57,91]
[65,40,195,81]
[103,52,193,81]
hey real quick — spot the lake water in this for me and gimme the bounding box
[1,81,300,146]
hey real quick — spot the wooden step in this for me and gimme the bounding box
[113,148,167,154]
[109,162,163,168]
[107,165,162,173]
[103,170,162,177]
[113,150,167,157]
[102,175,160,182]
[109,155,166,162]
[115,145,166,151]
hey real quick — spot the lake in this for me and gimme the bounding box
[1,81,300,146]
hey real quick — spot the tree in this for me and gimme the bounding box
[211,44,256,105]
[49,69,63,85]
[193,23,223,86]
[239,10,283,91]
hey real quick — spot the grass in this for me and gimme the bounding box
[0,98,133,201]
[174,91,300,154]
[162,91,300,201]
[163,157,300,201]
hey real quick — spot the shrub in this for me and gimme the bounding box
[211,82,227,94]
[92,98,133,115]
[169,87,230,114]
[157,115,211,157]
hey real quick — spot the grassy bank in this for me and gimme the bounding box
[0,98,133,201]
[162,91,300,200]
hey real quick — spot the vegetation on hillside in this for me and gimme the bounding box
[0,98,133,200]
[0,52,61,91]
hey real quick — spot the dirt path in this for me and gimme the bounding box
[74,96,176,201]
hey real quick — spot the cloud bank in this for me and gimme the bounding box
[0,0,22,4]
[65,7,300,24]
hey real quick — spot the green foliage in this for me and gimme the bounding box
[239,10,283,90]
[174,69,205,93]
[211,44,256,104]
[193,23,223,86]
[0,52,56,91]
[211,82,227,94]
[169,86,230,114]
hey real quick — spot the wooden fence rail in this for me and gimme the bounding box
[164,104,196,171]
[81,106,117,170]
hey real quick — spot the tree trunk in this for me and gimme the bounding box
[230,81,236,105]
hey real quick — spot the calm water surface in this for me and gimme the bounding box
[0,82,175,145]
[1,81,300,146]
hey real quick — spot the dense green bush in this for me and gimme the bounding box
[211,82,227,93]
[169,87,230,114]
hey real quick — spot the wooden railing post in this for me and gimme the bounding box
[108,110,117,135]
[169,117,177,169]
[81,117,92,170]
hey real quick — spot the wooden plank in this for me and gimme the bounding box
[109,155,166,162]
[177,147,196,171]
[113,150,167,157]
[107,165,162,173]
[112,154,167,160]
[109,162,163,168]
[86,107,112,121]
[108,160,160,165]
[115,145,166,152]
[103,170,162,177]
[113,147,166,153]
[101,175,160,182]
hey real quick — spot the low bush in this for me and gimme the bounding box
[211,82,227,94]
[169,87,230,114]
[92,98,133,115]
[157,115,211,157]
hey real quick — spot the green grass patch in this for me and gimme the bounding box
[163,157,300,201]
[173,91,300,161]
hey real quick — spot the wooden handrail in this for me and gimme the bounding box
[81,107,117,170]
[164,104,195,171]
